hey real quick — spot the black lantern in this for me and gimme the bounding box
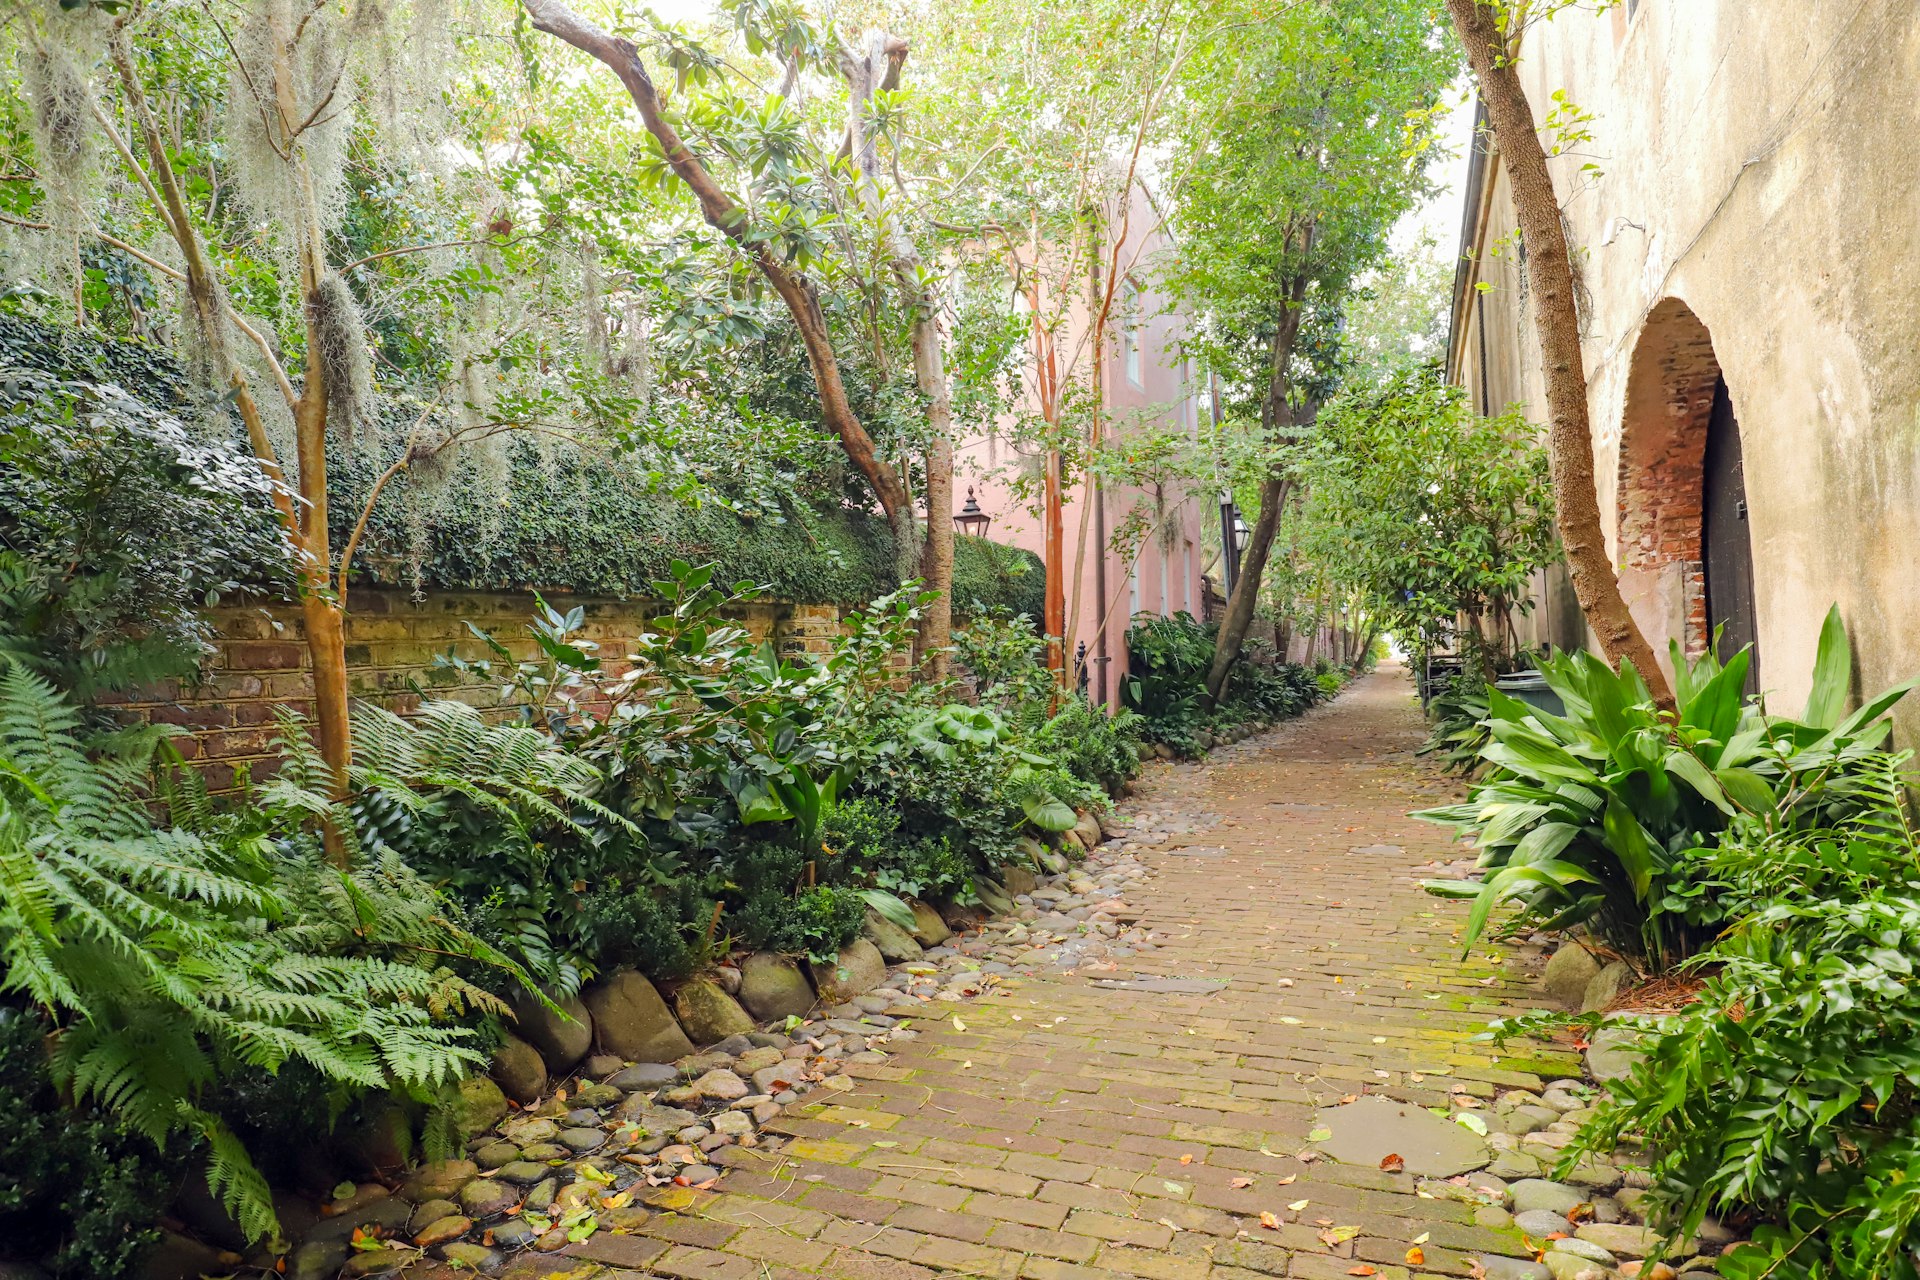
[1232,512,1251,553]
[954,487,993,537]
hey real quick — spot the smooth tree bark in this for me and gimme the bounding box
[839,33,957,677]
[1444,0,1673,707]
[1203,260,1310,706]
[519,0,917,574]
[105,26,354,823]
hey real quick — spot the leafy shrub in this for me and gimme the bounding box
[1418,672,1493,773]
[577,881,711,981]
[954,612,1054,713]
[0,370,290,695]
[1419,610,1914,964]
[1121,613,1327,754]
[867,831,974,901]
[0,667,528,1246]
[0,1010,179,1280]
[1033,694,1142,795]
[1508,779,1920,1280]
[822,796,902,860]
[730,884,867,962]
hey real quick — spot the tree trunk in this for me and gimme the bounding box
[1444,0,1673,708]
[521,0,912,537]
[838,32,956,676]
[1204,262,1310,706]
[108,28,355,814]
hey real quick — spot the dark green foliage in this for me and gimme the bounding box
[731,881,867,963]
[0,1010,178,1280]
[1498,778,1920,1280]
[0,366,290,695]
[0,667,532,1247]
[331,431,1042,612]
[1121,613,1328,755]
[1418,672,1493,773]
[1033,694,1143,796]
[1418,613,1914,964]
[577,881,710,981]
[0,315,1043,617]
[866,830,973,901]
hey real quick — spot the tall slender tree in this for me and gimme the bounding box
[1442,0,1673,706]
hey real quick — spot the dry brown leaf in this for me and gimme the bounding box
[1258,1211,1281,1230]
[1348,1268,1377,1277]
[1405,1247,1425,1265]
[1179,1154,1194,1165]
[1378,1153,1405,1172]
[1230,1177,1255,1190]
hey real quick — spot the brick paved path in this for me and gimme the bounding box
[560,667,1577,1280]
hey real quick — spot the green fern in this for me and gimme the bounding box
[0,668,528,1247]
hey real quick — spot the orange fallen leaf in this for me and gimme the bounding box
[1349,1269,1377,1277]
[1179,1154,1194,1165]
[1259,1211,1281,1230]
[1379,1153,1405,1172]
[1406,1247,1425,1265]
[1276,1174,1298,1185]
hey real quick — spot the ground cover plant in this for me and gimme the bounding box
[1120,611,1343,755]
[1419,609,1914,966]
[1489,762,1920,1280]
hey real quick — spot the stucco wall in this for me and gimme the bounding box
[1449,0,1920,715]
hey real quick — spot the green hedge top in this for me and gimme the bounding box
[0,316,1043,615]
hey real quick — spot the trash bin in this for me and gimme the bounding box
[1494,670,1565,718]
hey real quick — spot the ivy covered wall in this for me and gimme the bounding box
[0,315,1043,614]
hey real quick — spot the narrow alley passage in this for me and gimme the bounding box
[535,668,1589,1280]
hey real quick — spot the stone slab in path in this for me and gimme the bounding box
[1313,1093,1492,1177]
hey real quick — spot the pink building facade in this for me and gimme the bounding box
[953,189,1216,707]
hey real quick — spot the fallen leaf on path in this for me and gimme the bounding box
[1230,1177,1255,1189]
[1405,1247,1425,1265]
[1179,1154,1193,1165]
[1258,1211,1282,1230]
[1276,1174,1298,1184]
[1307,1128,1333,1142]
[1287,1199,1310,1211]
[1348,1268,1377,1276]
[952,1016,967,1030]
[1378,1153,1404,1172]
[1412,1232,1429,1244]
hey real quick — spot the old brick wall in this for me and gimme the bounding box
[107,589,897,790]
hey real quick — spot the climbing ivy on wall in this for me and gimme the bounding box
[0,317,1043,615]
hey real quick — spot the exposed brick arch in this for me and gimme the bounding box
[1616,297,1723,656]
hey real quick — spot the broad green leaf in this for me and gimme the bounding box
[1508,822,1577,866]
[1021,794,1078,833]
[1680,649,1749,745]
[1664,750,1733,815]
[1802,604,1851,729]
[1602,796,1657,899]
[859,889,918,933]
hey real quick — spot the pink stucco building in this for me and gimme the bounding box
[951,185,1216,707]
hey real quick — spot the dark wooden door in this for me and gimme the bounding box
[1702,377,1760,689]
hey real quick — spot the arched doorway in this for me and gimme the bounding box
[1614,298,1760,683]
[1702,378,1759,688]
